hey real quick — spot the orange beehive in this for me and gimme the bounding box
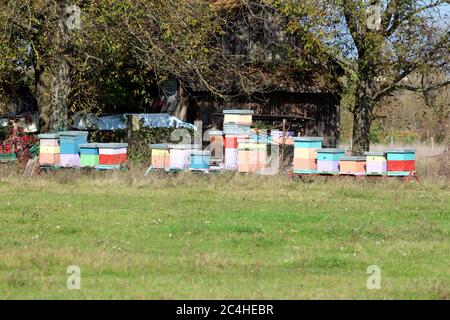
[339,156,366,176]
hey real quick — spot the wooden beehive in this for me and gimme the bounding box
[38,133,60,166]
[316,148,345,174]
[223,109,254,126]
[365,151,387,175]
[207,130,224,164]
[223,110,253,135]
[79,143,100,168]
[190,150,211,171]
[225,134,241,170]
[98,143,128,169]
[386,149,416,176]
[237,137,256,173]
[59,131,88,167]
[168,144,199,171]
[293,137,323,174]
[150,144,170,170]
[339,156,366,176]
[271,130,294,145]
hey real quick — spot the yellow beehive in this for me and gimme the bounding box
[294,148,318,159]
[40,146,61,154]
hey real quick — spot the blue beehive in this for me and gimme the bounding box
[316,148,346,174]
[386,150,416,161]
[294,137,323,149]
[59,131,89,154]
[58,131,88,167]
[223,124,251,135]
[190,150,211,171]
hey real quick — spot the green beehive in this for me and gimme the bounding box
[80,143,99,167]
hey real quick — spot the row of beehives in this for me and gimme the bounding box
[38,132,128,170]
[149,134,283,174]
[148,138,416,176]
[293,137,416,176]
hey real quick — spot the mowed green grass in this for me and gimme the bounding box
[0,172,449,299]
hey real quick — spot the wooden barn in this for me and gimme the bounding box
[186,81,341,148]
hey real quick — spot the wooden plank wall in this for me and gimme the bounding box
[189,92,340,147]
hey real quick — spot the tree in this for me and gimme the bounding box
[273,0,449,154]
[0,0,262,125]
[421,68,450,147]
[0,0,78,131]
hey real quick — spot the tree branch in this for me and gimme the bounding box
[342,0,363,51]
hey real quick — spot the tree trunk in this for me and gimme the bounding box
[36,57,71,132]
[351,82,375,155]
[35,1,71,132]
[175,85,189,121]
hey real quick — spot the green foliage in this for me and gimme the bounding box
[127,128,192,164]
[271,0,449,153]
[0,127,7,141]
[369,124,382,144]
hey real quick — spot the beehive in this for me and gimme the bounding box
[59,131,88,167]
[365,151,387,175]
[38,133,60,166]
[223,110,254,135]
[169,144,199,171]
[236,135,268,173]
[79,143,99,168]
[386,149,416,176]
[238,137,256,173]
[223,109,254,125]
[149,144,170,170]
[98,143,128,169]
[207,130,224,165]
[224,134,240,170]
[293,137,323,174]
[253,141,268,171]
[339,156,366,176]
[317,148,346,174]
[223,123,252,135]
[190,150,211,172]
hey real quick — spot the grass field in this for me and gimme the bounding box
[0,170,449,299]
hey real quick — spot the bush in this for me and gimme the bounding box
[0,127,7,141]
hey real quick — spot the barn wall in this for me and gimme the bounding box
[189,91,340,147]
[6,85,38,115]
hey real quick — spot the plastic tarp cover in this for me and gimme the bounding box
[72,113,196,131]
[0,113,39,133]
